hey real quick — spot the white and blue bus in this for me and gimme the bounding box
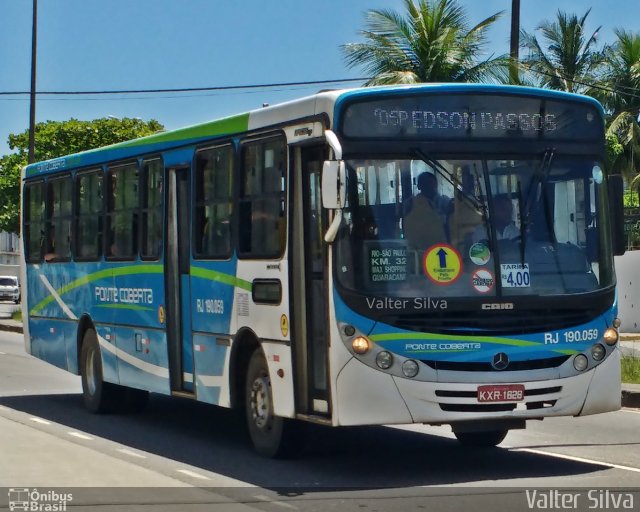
[21,84,626,457]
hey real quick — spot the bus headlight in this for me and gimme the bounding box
[603,328,619,346]
[591,344,606,361]
[573,354,589,372]
[351,336,371,355]
[402,360,419,378]
[612,318,622,329]
[375,351,394,370]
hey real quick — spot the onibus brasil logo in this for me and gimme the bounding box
[8,489,72,511]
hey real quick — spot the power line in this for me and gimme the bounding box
[0,77,367,96]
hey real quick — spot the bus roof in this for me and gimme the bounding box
[24,83,604,178]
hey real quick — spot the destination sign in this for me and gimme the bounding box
[341,94,603,141]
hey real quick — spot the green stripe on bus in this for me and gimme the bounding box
[369,332,539,347]
[190,266,252,291]
[29,264,164,315]
[29,264,251,315]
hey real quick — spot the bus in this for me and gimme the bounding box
[21,84,626,457]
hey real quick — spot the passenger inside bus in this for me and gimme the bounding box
[403,172,447,249]
[473,194,519,241]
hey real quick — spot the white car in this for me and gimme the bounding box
[0,276,20,303]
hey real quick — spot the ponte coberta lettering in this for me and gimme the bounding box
[95,286,153,305]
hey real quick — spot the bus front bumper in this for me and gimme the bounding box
[334,350,621,426]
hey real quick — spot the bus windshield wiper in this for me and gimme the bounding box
[519,148,555,264]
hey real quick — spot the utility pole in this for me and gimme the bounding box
[28,0,38,164]
[509,0,521,85]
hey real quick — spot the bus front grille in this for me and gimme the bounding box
[421,355,570,372]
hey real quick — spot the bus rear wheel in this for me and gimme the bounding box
[453,429,508,447]
[80,329,121,413]
[245,349,300,458]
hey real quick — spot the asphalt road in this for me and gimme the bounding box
[0,330,639,512]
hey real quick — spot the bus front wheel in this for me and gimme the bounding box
[245,349,300,458]
[80,329,120,413]
[453,429,508,447]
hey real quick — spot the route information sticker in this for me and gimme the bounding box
[423,244,462,285]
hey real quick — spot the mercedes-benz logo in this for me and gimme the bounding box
[492,352,509,370]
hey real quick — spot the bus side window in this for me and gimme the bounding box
[239,136,286,258]
[75,170,103,260]
[194,145,233,259]
[106,162,139,260]
[24,181,46,263]
[141,158,163,259]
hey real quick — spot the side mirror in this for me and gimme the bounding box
[607,174,625,256]
[321,160,346,209]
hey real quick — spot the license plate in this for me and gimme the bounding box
[477,384,525,403]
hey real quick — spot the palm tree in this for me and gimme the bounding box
[601,29,640,180]
[519,9,607,94]
[341,0,506,85]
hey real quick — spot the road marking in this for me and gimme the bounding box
[255,495,298,510]
[176,469,211,480]
[621,408,640,415]
[0,351,5,355]
[67,431,93,440]
[29,417,51,425]
[116,448,147,459]
[512,447,640,473]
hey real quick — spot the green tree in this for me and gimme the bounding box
[519,9,607,93]
[600,29,640,180]
[0,117,164,233]
[341,0,506,85]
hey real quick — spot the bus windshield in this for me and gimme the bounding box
[335,155,614,300]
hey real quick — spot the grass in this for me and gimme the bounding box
[11,309,21,322]
[621,339,640,385]
[622,356,640,384]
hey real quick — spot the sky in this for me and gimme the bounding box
[1,0,639,157]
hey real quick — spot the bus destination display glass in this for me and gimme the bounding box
[341,94,603,141]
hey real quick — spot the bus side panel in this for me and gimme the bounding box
[233,259,295,418]
[192,333,229,406]
[94,325,120,384]
[190,259,238,334]
[113,325,171,394]
[28,317,75,372]
[105,263,167,392]
[190,259,238,406]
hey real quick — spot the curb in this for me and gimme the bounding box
[1,321,638,408]
[0,321,23,334]
[622,389,640,409]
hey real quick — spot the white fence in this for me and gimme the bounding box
[615,251,640,332]
[0,231,20,266]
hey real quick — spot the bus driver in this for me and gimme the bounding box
[403,172,447,249]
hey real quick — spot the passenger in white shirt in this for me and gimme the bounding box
[473,194,519,241]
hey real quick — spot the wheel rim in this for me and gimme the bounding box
[250,374,272,430]
[86,349,97,396]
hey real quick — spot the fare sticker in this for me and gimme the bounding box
[423,244,462,285]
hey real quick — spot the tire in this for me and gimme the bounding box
[245,349,300,458]
[80,329,122,413]
[453,429,508,447]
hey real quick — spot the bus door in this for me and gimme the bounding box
[291,145,330,416]
[165,166,195,394]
